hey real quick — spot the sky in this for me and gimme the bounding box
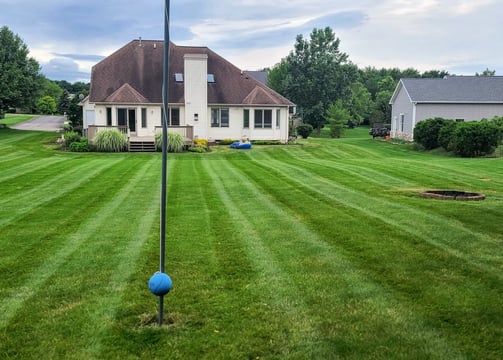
[1,0,502,83]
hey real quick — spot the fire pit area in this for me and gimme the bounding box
[419,190,485,201]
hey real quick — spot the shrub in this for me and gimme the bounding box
[414,117,450,150]
[62,123,73,132]
[194,138,208,148]
[94,129,128,152]
[63,131,81,148]
[69,138,89,152]
[296,124,314,139]
[451,121,499,157]
[187,146,207,153]
[437,120,457,151]
[155,132,185,152]
[219,138,238,145]
[191,138,209,152]
[251,140,283,145]
[490,116,503,128]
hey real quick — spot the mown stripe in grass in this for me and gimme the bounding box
[0,158,122,229]
[0,157,67,184]
[0,150,33,164]
[226,151,501,357]
[0,157,158,331]
[252,151,502,276]
[212,156,466,358]
[202,158,323,357]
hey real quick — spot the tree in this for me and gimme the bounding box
[326,100,350,138]
[348,82,373,125]
[421,69,449,78]
[369,76,396,126]
[57,89,71,115]
[267,59,288,95]
[0,26,44,117]
[41,79,63,104]
[281,27,356,134]
[476,68,496,76]
[36,96,57,114]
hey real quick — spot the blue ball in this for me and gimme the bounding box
[149,272,172,296]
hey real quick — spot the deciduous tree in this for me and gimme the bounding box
[0,26,43,117]
[273,27,356,134]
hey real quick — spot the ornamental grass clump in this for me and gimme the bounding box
[155,132,185,152]
[94,129,128,152]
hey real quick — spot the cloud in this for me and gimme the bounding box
[41,57,87,81]
[0,0,501,80]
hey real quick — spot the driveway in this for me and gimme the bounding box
[11,115,66,132]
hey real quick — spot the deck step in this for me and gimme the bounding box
[129,141,156,152]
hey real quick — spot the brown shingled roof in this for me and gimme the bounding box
[89,40,294,107]
[105,83,149,103]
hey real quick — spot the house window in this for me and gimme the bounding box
[174,73,183,82]
[161,107,180,126]
[254,109,272,128]
[243,109,249,128]
[117,108,127,127]
[106,107,112,126]
[170,108,180,126]
[400,113,405,132]
[211,108,229,127]
[141,108,147,128]
[207,74,215,83]
[117,108,136,132]
[276,109,281,129]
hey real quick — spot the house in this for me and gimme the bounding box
[81,39,295,149]
[389,76,503,140]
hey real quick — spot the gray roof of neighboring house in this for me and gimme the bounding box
[244,71,268,85]
[89,40,294,107]
[392,76,503,103]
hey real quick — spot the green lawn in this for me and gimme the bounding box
[0,114,37,127]
[0,127,502,359]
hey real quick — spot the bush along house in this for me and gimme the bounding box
[80,39,296,151]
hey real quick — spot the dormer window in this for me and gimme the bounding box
[207,74,215,83]
[174,73,183,82]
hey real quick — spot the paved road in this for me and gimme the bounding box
[11,115,66,132]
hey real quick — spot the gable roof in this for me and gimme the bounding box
[391,76,503,104]
[89,40,294,107]
[105,83,149,103]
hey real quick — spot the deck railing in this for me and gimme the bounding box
[84,125,194,145]
[85,125,128,142]
[155,126,194,144]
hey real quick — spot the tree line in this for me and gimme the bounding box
[0,26,88,130]
[267,26,495,137]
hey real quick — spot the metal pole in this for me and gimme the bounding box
[159,0,170,326]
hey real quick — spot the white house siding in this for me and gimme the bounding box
[82,101,95,128]
[89,104,162,137]
[390,85,414,140]
[204,106,290,142]
[415,103,503,123]
[184,54,208,139]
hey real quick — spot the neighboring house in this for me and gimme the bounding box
[389,76,503,140]
[81,39,295,149]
